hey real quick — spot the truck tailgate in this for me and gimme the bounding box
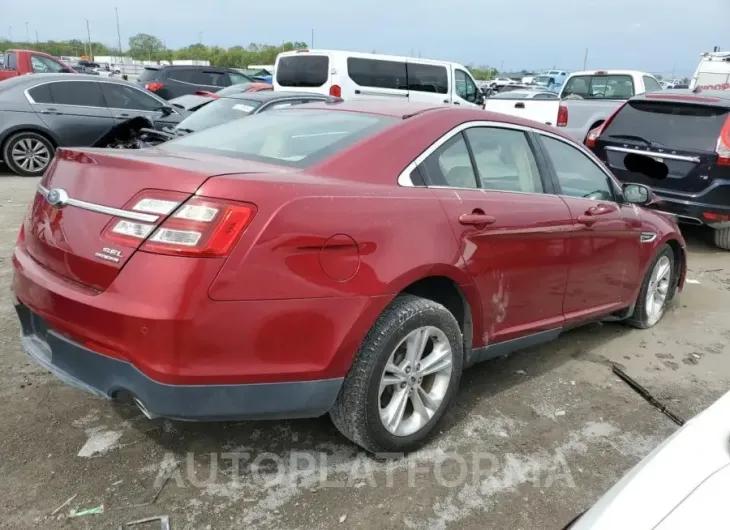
[483,99,559,126]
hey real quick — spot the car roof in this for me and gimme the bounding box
[293,99,448,118]
[631,89,730,108]
[0,73,134,88]
[277,49,468,69]
[221,91,333,102]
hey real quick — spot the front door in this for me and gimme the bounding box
[452,68,480,108]
[99,82,181,129]
[416,125,572,345]
[537,133,640,322]
[31,80,115,146]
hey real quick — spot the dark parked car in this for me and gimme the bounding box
[136,65,254,100]
[12,101,686,454]
[589,89,730,249]
[0,74,186,176]
[167,82,273,112]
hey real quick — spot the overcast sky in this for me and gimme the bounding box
[4,0,727,76]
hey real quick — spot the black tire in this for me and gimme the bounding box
[2,131,55,177]
[625,245,675,329]
[330,294,464,454]
[714,227,730,250]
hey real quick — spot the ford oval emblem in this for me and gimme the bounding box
[46,188,69,209]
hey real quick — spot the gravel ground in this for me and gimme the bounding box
[0,167,729,529]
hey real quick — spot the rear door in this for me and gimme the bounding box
[415,124,572,344]
[405,61,450,105]
[30,80,115,147]
[345,57,409,101]
[596,99,729,196]
[537,133,640,321]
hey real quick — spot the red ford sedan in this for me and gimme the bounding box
[12,101,687,453]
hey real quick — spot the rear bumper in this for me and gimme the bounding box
[650,193,730,227]
[16,303,343,421]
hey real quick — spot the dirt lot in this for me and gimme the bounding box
[0,167,729,530]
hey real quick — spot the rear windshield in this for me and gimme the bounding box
[164,109,397,168]
[562,75,634,100]
[217,83,255,96]
[138,67,160,82]
[276,55,329,87]
[603,101,729,152]
[175,97,263,133]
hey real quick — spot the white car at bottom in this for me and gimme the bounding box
[568,390,730,529]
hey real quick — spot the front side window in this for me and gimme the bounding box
[407,63,448,94]
[643,76,662,93]
[193,71,228,87]
[6,52,17,70]
[31,55,66,74]
[455,69,477,102]
[228,71,253,85]
[541,135,614,201]
[419,133,477,188]
[562,75,635,100]
[466,128,543,193]
[101,83,162,111]
[168,69,196,83]
[347,58,407,90]
[276,55,329,87]
[48,81,106,107]
[166,109,396,168]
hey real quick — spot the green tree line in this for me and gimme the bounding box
[1,33,498,78]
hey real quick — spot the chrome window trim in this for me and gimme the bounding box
[398,120,545,187]
[37,184,160,223]
[604,146,701,163]
[24,79,171,113]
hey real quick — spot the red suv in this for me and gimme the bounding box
[12,101,686,453]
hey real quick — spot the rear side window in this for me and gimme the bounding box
[166,109,397,168]
[138,68,160,82]
[407,63,448,94]
[420,134,477,188]
[347,58,407,90]
[28,84,53,104]
[276,55,329,87]
[562,75,635,100]
[49,81,106,107]
[6,52,17,70]
[603,101,729,152]
[167,69,197,83]
[193,70,228,87]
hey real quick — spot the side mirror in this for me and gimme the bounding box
[623,183,654,205]
[160,106,175,117]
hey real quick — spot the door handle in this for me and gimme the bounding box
[115,114,131,119]
[515,102,525,108]
[453,101,460,106]
[577,214,596,227]
[443,99,449,103]
[39,108,61,115]
[459,213,496,226]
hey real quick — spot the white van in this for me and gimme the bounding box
[690,51,730,91]
[273,49,484,108]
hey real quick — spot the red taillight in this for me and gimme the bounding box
[329,84,342,97]
[557,105,568,127]
[584,102,627,148]
[717,115,730,166]
[703,212,730,222]
[102,193,256,257]
[145,82,164,92]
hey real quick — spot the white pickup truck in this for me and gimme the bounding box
[483,70,663,143]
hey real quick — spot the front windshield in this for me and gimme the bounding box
[534,76,552,83]
[175,97,262,132]
[492,91,530,99]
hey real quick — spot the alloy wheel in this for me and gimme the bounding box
[11,138,51,174]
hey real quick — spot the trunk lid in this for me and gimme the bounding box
[24,147,285,291]
[597,99,729,194]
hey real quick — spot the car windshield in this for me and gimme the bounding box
[175,97,263,132]
[138,68,160,82]
[534,76,552,83]
[164,109,397,168]
[562,75,635,99]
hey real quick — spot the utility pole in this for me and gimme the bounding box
[86,19,93,59]
[8,26,11,42]
[198,32,203,44]
[583,48,588,70]
[500,60,504,73]
[311,29,314,48]
[35,30,38,44]
[115,7,123,57]
[25,22,29,42]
